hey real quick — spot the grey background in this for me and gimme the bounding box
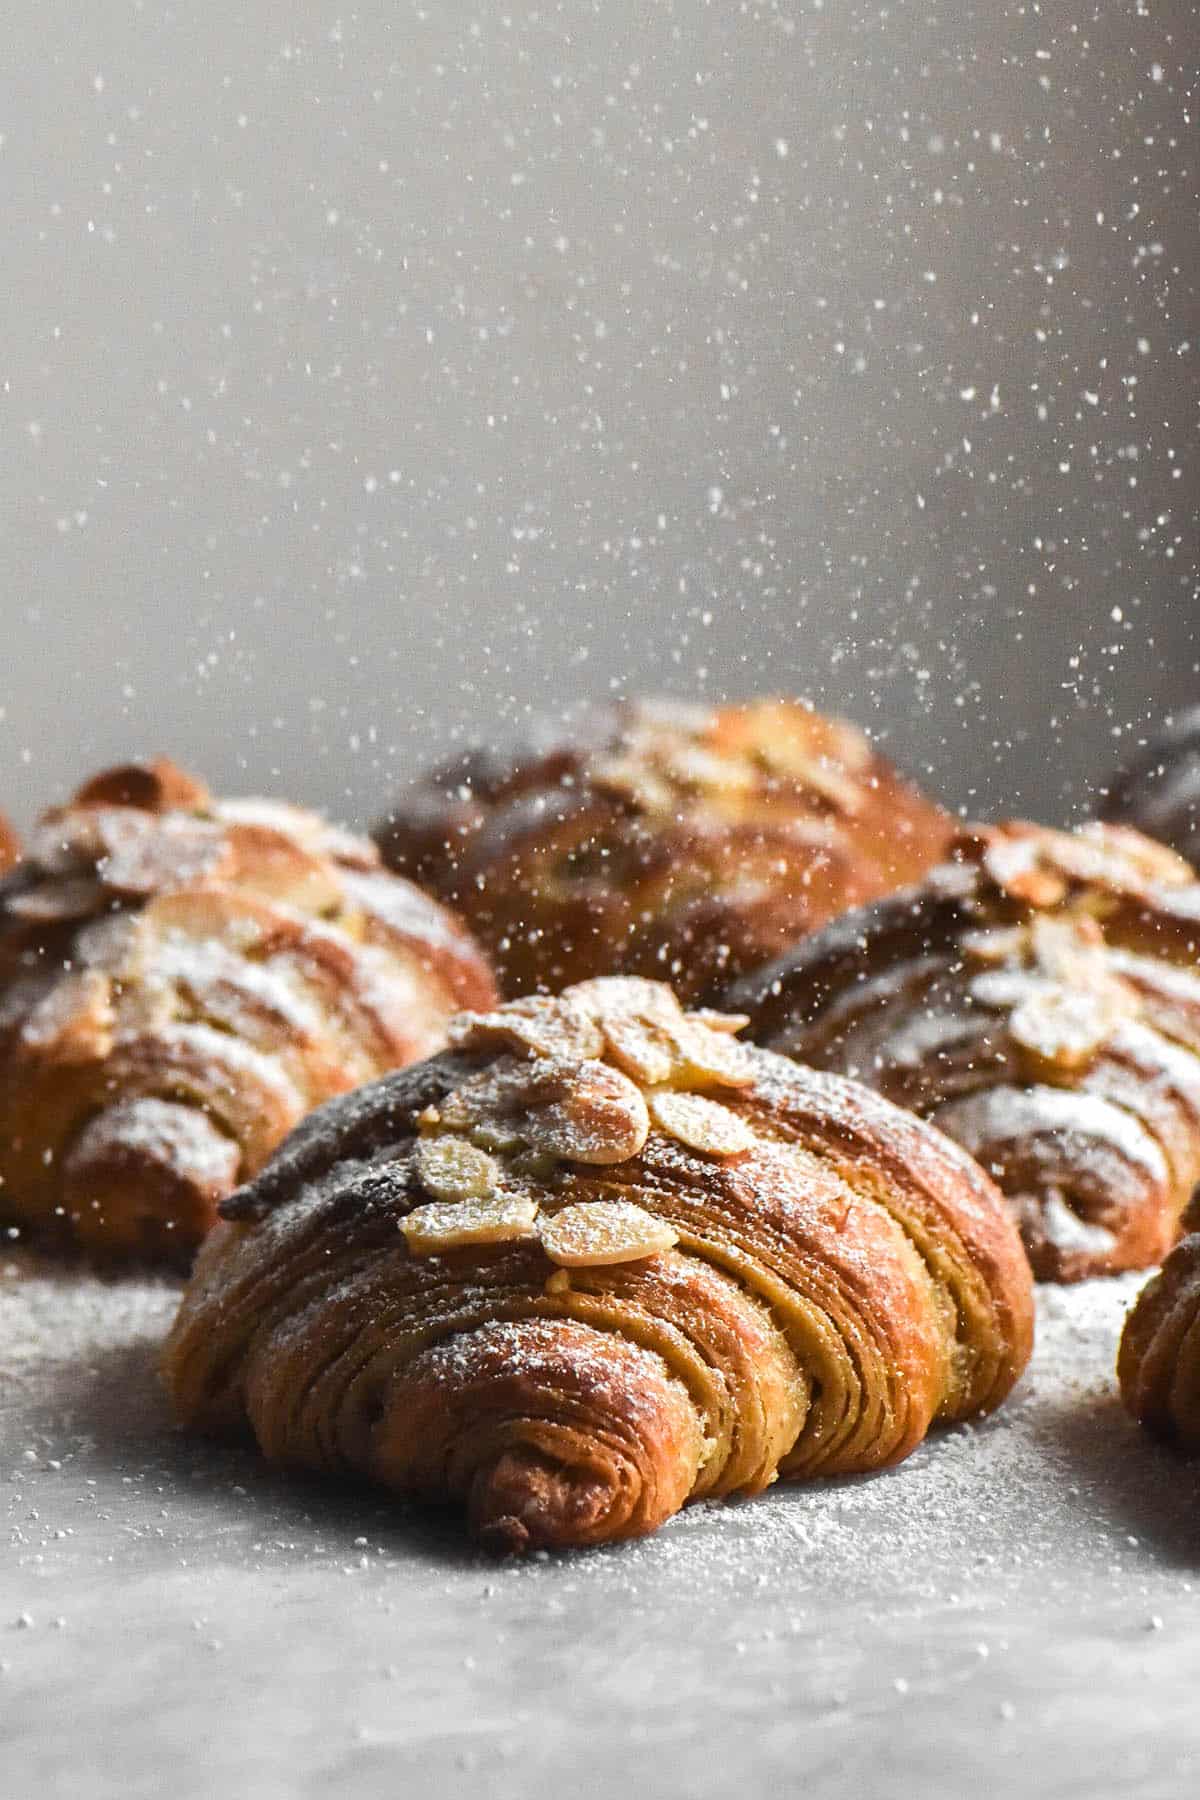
[2,1,1197,834]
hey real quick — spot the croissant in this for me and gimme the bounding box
[1118,1192,1200,1446]
[0,813,19,875]
[0,759,496,1259]
[373,697,952,1002]
[728,820,1200,1282]
[1102,706,1200,867]
[162,976,1033,1553]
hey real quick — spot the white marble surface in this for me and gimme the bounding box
[3,1256,1198,1799]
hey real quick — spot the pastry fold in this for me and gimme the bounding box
[1119,1192,1200,1446]
[374,698,951,1001]
[729,821,1200,1280]
[0,759,496,1257]
[162,977,1032,1551]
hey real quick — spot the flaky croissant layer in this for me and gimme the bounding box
[1118,1190,1200,1447]
[729,821,1200,1282]
[0,759,497,1258]
[162,976,1033,1552]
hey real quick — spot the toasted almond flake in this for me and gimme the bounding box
[660,743,757,793]
[567,975,683,1024]
[960,926,1031,966]
[666,1017,758,1089]
[447,995,604,1063]
[437,1053,650,1165]
[401,1195,539,1255]
[1009,984,1132,1073]
[754,741,864,813]
[980,838,1068,909]
[527,1060,650,1164]
[590,755,676,813]
[690,1008,751,1035]
[647,1088,755,1157]
[564,977,756,1089]
[543,1268,572,1294]
[414,1135,503,1202]
[4,876,109,924]
[540,1200,678,1268]
[597,1010,677,1085]
[17,970,116,1063]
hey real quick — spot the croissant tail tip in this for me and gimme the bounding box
[475,1513,532,1558]
[467,1444,615,1554]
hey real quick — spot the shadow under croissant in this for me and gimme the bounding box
[19,1332,492,1567]
[47,1330,922,1564]
[1030,1387,1200,1568]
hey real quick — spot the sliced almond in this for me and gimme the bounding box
[401,1194,539,1256]
[753,740,864,814]
[660,743,757,793]
[17,970,116,1064]
[527,1060,650,1164]
[590,755,675,814]
[980,836,1068,909]
[1008,985,1132,1074]
[596,1009,677,1085]
[539,1199,678,1268]
[666,1017,757,1089]
[447,995,604,1063]
[565,977,757,1090]
[690,1008,751,1035]
[437,1054,650,1166]
[222,821,345,915]
[73,758,211,814]
[3,876,108,924]
[567,975,683,1023]
[960,925,1031,966]
[415,1134,503,1202]
[647,1089,755,1158]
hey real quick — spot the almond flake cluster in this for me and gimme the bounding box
[405,977,759,1264]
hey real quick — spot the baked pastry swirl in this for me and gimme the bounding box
[0,759,496,1258]
[0,813,19,875]
[1118,1192,1200,1446]
[729,821,1200,1281]
[374,698,951,1001]
[162,976,1032,1553]
[1102,706,1200,867]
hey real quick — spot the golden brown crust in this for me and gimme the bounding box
[0,813,19,876]
[374,698,952,1002]
[729,820,1200,1282]
[0,759,497,1260]
[1118,1192,1200,1446]
[162,977,1032,1552]
[1102,706,1200,868]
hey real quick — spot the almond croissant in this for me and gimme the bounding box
[1118,1191,1200,1446]
[374,698,952,1002]
[729,821,1200,1282]
[1102,705,1200,868]
[162,976,1033,1553]
[0,760,496,1258]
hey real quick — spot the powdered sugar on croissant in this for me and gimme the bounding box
[730,820,1200,1281]
[0,758,496,1258]
[163,976,1032,1553]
